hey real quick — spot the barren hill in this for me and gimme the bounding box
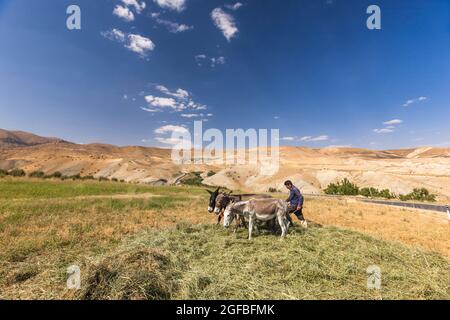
[1,129,449,200]
[0,129,68,148]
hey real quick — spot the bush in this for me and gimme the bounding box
[29,171,45,178]
[98,176,109,182]
[359,187,396,199]
[268,187,279,193]
[324,178,359,196]
[45,171,62,179]
[207,171,216,177]
[400,188,436,202]
[82,175,95,180]
[0,169,8,177]
[182,172,204,186]
[111,178,118,182]
[9,169,26,177]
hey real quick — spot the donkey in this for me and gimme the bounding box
[223,198,290,240]
[206,187,221,214]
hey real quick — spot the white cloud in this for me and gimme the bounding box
[383,119,403,126]
[102,29,126,42]
[122,0,146,13]
[211,8,238,41]
[102,29,155,57]
[281,137,295,141]
[126,34,155,56]
[195,54,226,68]
[181,113,213,118]
[225,2,243,11]
[309,135,329,142]
[113,5,135,21]
[143,84,207,113]
[152,15,193,33]
[145,95,178,109]
[373,128,394,134]
[154,125,188,134]
[156,85,189,100]
[403,96,427,107]
[299,135,329,142]
[154,0,186,12]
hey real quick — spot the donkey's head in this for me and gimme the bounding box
[223,200,237,228]
[206,187,220,213]
[214,191,233,214]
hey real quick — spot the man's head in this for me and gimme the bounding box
[284,180,293,190]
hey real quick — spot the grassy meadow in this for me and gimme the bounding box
[0,178,448,300]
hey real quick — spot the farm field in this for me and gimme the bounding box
[0,178,449,300]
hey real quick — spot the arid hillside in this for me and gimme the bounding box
[1,129,450,200]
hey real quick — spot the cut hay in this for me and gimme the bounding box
[80,249,180,300]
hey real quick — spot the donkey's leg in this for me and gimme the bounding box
[277,212,288,239]
[248,214,254,240]
[217,212,223,226]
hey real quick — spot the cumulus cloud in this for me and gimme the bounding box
[156,85,189,100]
[126,34,155,56]
[113,5,135,21]
[155,18,193,33]
[113,1,146,21]
[154,125,188,134]
[225,2,243,11]
[122,0,146,13]
[153,124,192,148]
[102,29,155,57]
[143,84,207,113]
[150,13,193,33]
[211,8,238,41]
[154,0,186,12]
[403,96,427,107]
[195,54,225,68]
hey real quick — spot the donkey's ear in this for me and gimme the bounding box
[215,187,220,193]
[206,190,213,195]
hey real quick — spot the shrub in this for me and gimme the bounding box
[400,188,436,202]
[98,176,109,182]
[9,169,26,177]
[29,171,45,178]
[45,171,62,179]
[268,187,279,193]
[324,178,359,196]
[0,169,8,177]
[111,178,118,182]
[182,172,204,186]
[207,171,216,177]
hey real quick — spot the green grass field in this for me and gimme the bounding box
[0,178,449,300]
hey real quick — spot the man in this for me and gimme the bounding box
[284,180,307,228]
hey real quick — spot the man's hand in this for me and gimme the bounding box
[297,205,302,211]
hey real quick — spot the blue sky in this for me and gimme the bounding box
[0,0,449,149]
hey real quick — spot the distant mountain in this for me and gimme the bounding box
[0,129,70,148]
[0,129,449,200]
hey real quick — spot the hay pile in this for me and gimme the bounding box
[80,249,179,300]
